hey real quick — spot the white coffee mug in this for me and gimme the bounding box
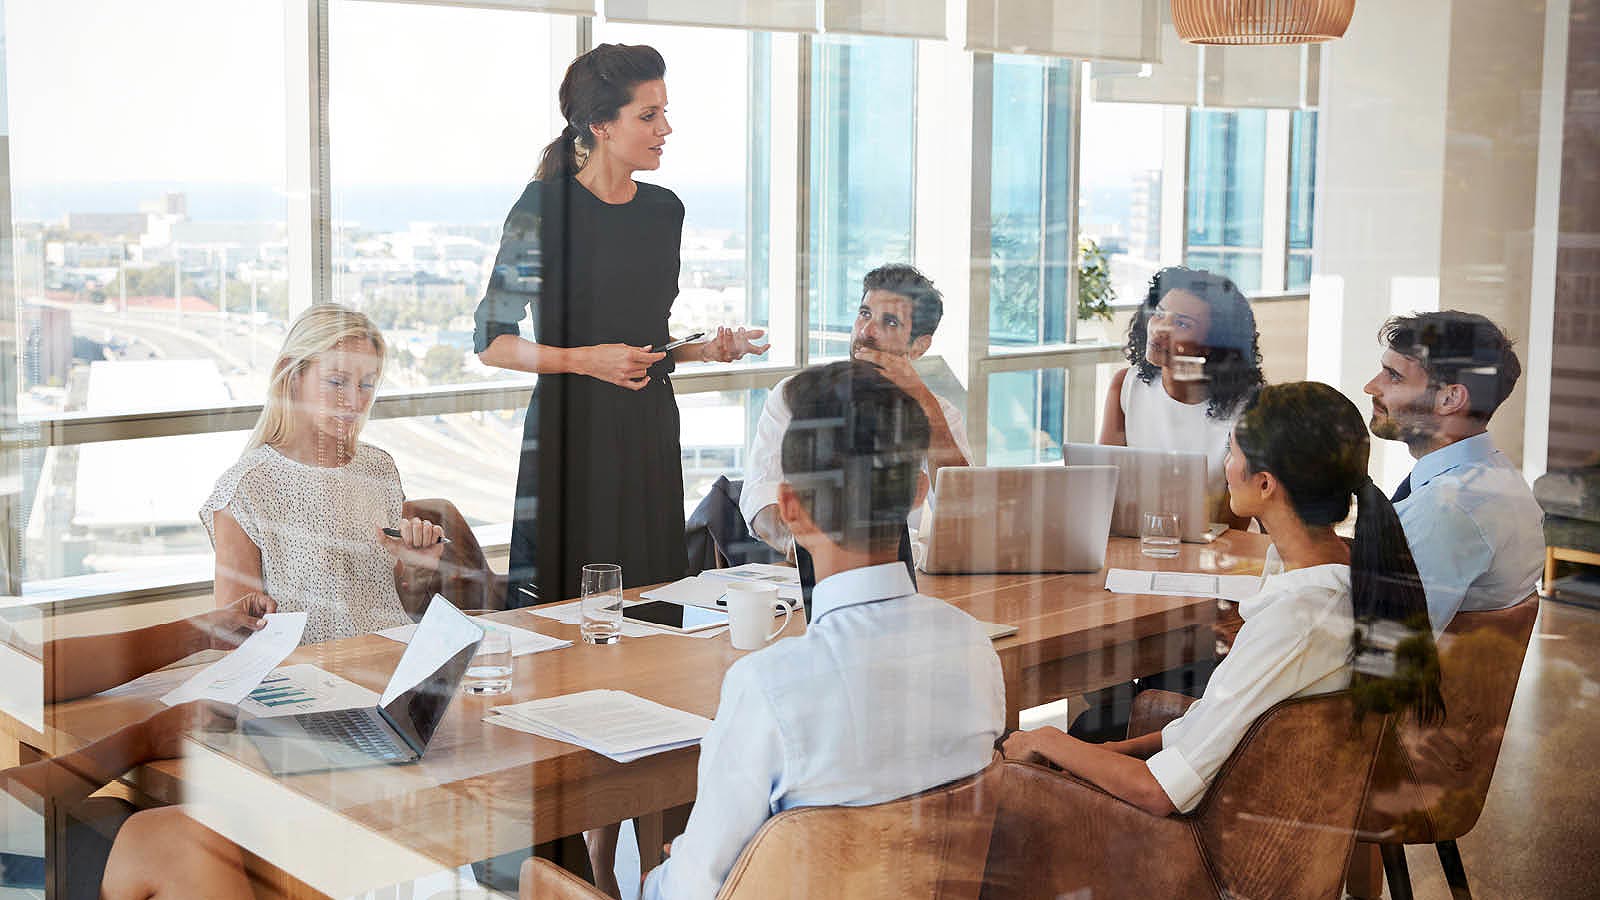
[724,583,792,651]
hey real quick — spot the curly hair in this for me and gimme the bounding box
[1122,266,1265,419]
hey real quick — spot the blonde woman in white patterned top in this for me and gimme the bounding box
[201,306,446,644]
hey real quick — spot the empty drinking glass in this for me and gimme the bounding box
[464,630,513,695]
[1140,512,1181,559]
[581,563,624,645]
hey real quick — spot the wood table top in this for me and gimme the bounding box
[9,531,1271,877]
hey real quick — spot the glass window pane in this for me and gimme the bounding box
[328,1,561,387]
[593,22,771,354]
[1286,110,1318,291]
[986,368,1066,467]
[1077,86,1169,316]
[808,34,915,361]
[7,0,289,417]
[678,389,767,519]
[1185,108,1266,293]
[990,55,1074,351]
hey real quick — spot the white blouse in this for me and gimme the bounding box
[1120,368,1239,517]
[200,443,411,644]
[1145,548,1354,813]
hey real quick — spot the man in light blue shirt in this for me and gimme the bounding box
[643,360,1005,900]
[1364,310,1545,633]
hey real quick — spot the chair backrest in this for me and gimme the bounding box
[1190,692,1387,900]
[1360,590,1540,844]
[716,761,1002,900]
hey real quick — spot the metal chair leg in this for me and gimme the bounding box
[1380,843,1415,900]
[1436,840,1473,899]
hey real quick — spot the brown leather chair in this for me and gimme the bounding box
[981,692,1388,900]
[519,761,1003,899]
[1353,591,1540,900]
[397,497,507,613]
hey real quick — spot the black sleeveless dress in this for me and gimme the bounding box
[473,176,689,606]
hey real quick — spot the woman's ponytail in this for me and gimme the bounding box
[1348,477,1445,725]
[534,124,581,182]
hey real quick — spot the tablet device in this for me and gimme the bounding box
[623,601,730,633]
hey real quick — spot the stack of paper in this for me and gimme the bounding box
[377,619,572,656]
[485,689,712,763]
[699,563,801,602]
[1104,568,1263,602]
[162,611,308,706]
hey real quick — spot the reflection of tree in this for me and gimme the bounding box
[990,214,1041,344]
[422,344,466,384]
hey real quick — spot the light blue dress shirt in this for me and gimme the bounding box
[1394,432,1544,634]
[642,562,1005,900]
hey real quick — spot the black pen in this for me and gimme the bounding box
[383,527,452,546]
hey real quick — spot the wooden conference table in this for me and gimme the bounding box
[6,532,1268,896]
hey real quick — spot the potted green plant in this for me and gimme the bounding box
[1076,237,1117,342]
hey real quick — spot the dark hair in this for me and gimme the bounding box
[1233,382,1444,725]
[534,44,667,182]
[781,360,931,554]
[1379,310,1521,422]
[862,264,943,341]
[1123,266,1265,418]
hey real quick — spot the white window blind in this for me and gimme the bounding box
[823,0,946,39]
[603,0,816,32]
[1091,29,1319,108]
[385,0,596,14]
[967,0,1161,62]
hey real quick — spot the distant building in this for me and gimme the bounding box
[1128,169,1162,263]
[65,212,149,238]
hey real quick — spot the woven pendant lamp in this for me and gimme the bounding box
[1171,0,1355,44]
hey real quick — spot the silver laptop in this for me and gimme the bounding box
[241,607,483,777]
[920,466,1119,575]
[1062,443,1214,543]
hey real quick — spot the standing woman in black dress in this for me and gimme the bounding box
[474,44,767,613]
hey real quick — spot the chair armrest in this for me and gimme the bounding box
[519,857,610,900]
[1128,690,1199,739]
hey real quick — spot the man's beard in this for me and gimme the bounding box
[1369,392,1438,448]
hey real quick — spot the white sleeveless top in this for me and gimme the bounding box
[201,443,411,644]
[1120,368,1239,517]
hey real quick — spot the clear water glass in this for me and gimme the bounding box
[1140,512,1181,559]
[463,630,513,695]
[581,563,624,645]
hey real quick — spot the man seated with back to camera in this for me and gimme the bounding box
[741,264,971,570]
[643,360,1005,900]
[1363,310,1544,633]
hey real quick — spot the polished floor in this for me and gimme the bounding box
[1390,596,1600,899]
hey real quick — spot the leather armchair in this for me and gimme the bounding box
[398,497,507,613]
[520,760,1003,900]
[982,692,1387,900]
[1354,591,1540,899]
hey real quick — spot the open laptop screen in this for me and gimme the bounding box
[379,640,478,754]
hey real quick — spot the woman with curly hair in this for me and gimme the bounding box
[1099,266,1265,526]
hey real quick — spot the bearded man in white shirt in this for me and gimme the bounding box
[643,360,1004,900]
[741,264,972,562]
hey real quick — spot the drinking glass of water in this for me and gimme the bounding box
[464,630,513,695]
[1140,512,1181,559]
[581,563,624,645]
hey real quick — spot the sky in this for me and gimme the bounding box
[5,0,1160,201]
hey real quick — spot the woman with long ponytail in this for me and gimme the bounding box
[1001,381,1442,816]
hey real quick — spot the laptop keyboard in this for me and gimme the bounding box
[301,708,408,762]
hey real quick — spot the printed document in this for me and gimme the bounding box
[162,611,307,706]
[377,619,571,657]
[1104,568,1262,602]
[485,689,711,763]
